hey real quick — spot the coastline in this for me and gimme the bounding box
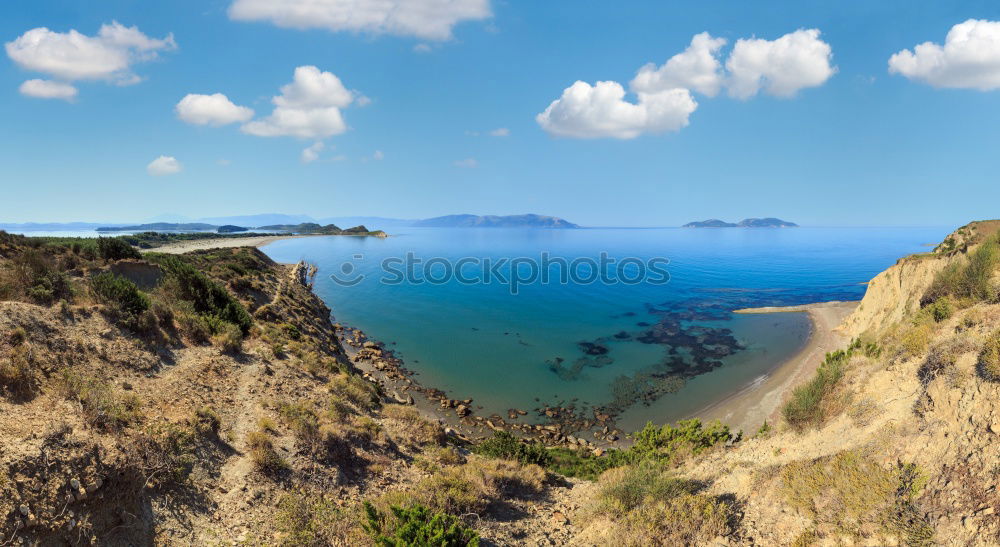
[149,234,311,254]
[689,301,858,433]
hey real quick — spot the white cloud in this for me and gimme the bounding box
[454,158,478,168]
[372,150,384,160]
[726,29,836,99]
[18,79,77,101]
[147,156,182,176]
[631,32,727,97]
[536,81,697,139]
[176,93,254,126]
[414,43,432,53]
[5,21,175,86]
[888,19,1000,90]
[217,159,232,166]
[228,0,491,41]
[242,65,359,139]
[301,141,325,163]
[488,127,510,137]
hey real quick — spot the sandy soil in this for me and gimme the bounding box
[150,234,307,254]
[690,301,859,433]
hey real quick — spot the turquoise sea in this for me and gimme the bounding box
[262,226,948,431]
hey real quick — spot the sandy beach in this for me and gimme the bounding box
[690,300,859,433]
[150,234,308,254]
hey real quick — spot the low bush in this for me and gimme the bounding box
[329,373,380,411]
[978,331,1000,382]
[781,450,932,543]
[473,431,551,466]
[277,400,321,447]
[211,321,243,353]
[783,350,849,430]
[124,422,198,489]
[382,404,446,447]
[923,234,1000,306]
[97,237,141,261]
[148,254,252,334]
[0,346,38,400]
[275,493,354,546]
[59,371,142,431]
[90,272,149,319]
[363,503,479,546]
[473,419,734,481]
[584,464,733,546]
[0,249,73,305]
[193,406,221,437]
[246,430,288,475]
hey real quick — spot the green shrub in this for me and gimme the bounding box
[90,272,149,317]
[1,249,73,305]
[925,297,954,322]
[783,350,849,430]
[363,502,479,547]
[97,237,142,261]
[148,254,252,333]
[978,331,1000,382]
[473,431,552,466]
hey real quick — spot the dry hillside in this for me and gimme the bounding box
[2,221,1000,546]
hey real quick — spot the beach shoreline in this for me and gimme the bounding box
[148,234,311,254]
[688,301,858,433]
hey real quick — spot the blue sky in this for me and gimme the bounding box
[2,0,1000,227]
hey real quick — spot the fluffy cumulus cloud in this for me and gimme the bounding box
[726,29,836,99]
[242,66,358,139]
[228,0,491,41]
[176,93,254,126]
[5,21,176,93]
[888,19,1000,90]
[536,81,697,139]
[537,29,835,139]
[301,142,325,163]
[18,79,77,101]
[632,32,727,97]
[147,156,182,176]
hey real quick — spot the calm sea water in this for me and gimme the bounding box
[257,226,947,430]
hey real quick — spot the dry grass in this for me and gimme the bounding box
[0,345,38,400]
[978,330,1000,382]
[372,454,545,517]
[582,464,733,546]
[382,404,446,448]
[780,449,932,543]
[58,370,142,431]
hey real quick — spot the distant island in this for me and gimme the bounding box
[683,217,798,228]
[96,221,386,238]
[414,214,579,228]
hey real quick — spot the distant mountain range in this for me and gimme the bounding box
[2,213,580,233]
[683,218,798,228]
[414,214,579,228]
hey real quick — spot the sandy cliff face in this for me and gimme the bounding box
[840,221,997,337]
